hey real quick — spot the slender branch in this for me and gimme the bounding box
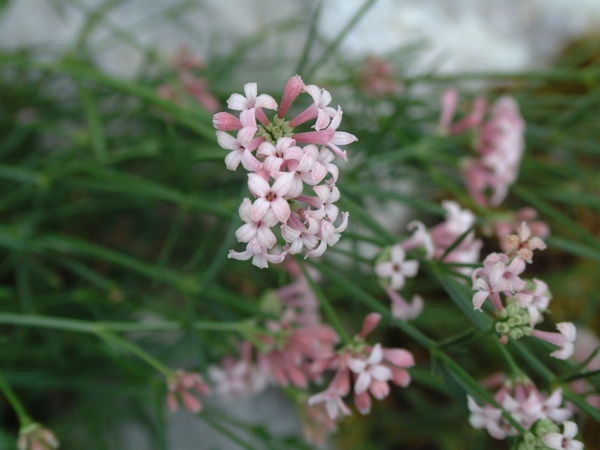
[0,370,32,427]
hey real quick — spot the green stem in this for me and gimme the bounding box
[496,341,523,376]
[299,262,353,345]
[0,312,249,334]
[0,370,32,426]
[97,330,173,376]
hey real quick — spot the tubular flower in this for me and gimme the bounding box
[166,370,211,414]
[215,76,356,268]
[531,322,577,360]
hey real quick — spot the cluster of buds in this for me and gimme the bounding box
[472,222,577,360]
[440,89,525,207]
[467,375,571,440]
[166,370,211,414]
[158,47,220,112]
[208,263,339,399]
[214,76,356,268]
[307,313,414,420]
[374,201,482,320]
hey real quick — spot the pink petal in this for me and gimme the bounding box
[248,174,270,198]
[383,349,415,368]
[354,371,371,394]
[251,198,270,222]
[271,198,291,223]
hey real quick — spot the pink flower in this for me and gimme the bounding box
[467,396,509,439]
[386,288,423,321]
[348,344,393,396]
[359,55,402,97]
[234,198,278,248]
[167,370,211,414]
[208,344,269,401]
[494,207,550,253]
[506,221,547,263]
[472,261,512,311]
[401,221,434,259]
[468,377,572,440]
[531,322,577,360]
[375,244,419,290]
[303,85,337,131]
[248,172,294,223]
[514,279,552,326]
[226,82,278,111]
[294,108,357,161]
[542,421,584,450]
[228,238,286,268]
[307,369,352,420]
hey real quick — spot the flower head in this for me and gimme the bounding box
[215,76,356,267]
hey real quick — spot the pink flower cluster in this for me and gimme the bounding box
[472,222,577,360]
[158,47,220,112]
[468,375,571,440]
[214,76,357,268]
[208,263,339,399]
[307,313,414,420]
[359,55,402,97]
[440,89,525,207]
[375,201,482,321]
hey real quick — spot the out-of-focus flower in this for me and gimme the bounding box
[308,313,414,419]
[467,376,571,440]
[542,421,584,450]
[506,222,547,264]
[531,323,577,360]
[166,370,211,414]
[374,244,419,290]
[440,90,525,207]
[158,47,220,112]
[359,55,402,97]
[18,423,59,450]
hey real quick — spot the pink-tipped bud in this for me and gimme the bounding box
[213,112,242,131]
[293,128,335,146]
[278,75,305,119]
[181,390,203,414]
[354,391,372,415]
[358,313,382,339]
[382,348,415,368]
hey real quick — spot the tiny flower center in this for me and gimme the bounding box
[257,116,294,144]
[266,192,276,202]
[392,263,401,273]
